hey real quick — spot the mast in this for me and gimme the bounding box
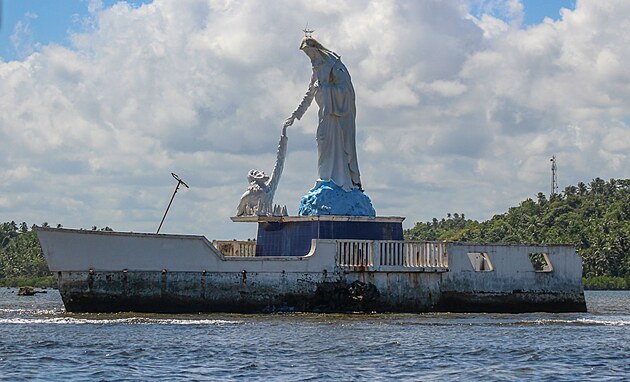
[550,155,558,196]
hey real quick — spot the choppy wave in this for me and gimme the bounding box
[509,317,630,327]
[2,313,627,327]
[399,319,630,327]
[0,316,243,325]
[493,316,630,327]
[1,290,629,382]
[575,316,630,326]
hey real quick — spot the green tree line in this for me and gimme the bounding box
[405,178,630,289]
[0,222,52,287]
[0,222,113,287]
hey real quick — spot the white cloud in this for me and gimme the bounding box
[1,0,629,239]
[10,12,39,59]
[424,80,467,97]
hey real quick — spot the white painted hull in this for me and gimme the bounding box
[35,228,586,313]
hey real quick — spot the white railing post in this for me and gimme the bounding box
[214,240,257,257]
[336,240,373,269]
[337,240,447,272]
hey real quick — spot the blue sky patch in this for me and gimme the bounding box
[0,0,152,61]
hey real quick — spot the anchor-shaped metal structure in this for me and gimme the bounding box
[156,172,189,234]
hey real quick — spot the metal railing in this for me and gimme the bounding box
[213,240,256,257]
[336,240,448,271]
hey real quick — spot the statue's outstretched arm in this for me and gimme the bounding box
[285,72,316,127]
[267,130,288,195]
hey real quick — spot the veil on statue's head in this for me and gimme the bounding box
[299,37,340,61]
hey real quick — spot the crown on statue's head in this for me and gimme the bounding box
[302,23,314,38]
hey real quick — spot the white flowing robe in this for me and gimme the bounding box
[292,55,362,191]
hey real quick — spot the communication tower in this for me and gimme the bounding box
[550,155,558,196]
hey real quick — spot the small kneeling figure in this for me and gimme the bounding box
[235,128,288,216]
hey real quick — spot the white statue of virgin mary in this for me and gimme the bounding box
[284,36,362,192]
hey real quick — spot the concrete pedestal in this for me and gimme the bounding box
[231,216,405,256]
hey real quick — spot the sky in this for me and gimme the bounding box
[1,0,627,240]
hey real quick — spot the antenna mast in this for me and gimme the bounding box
[550,155,558,196]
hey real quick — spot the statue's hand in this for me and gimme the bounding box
[283,115,295,129]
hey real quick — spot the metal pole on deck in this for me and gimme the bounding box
[156,172,189,234]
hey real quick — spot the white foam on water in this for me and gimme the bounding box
[575,316,630,326]
[0,308,63,315]
[0,316,243,326]
[526,316,630,326]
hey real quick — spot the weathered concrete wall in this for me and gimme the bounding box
[37,228,332,273]
[36,228,586,313]
[57,270,335,313]
[437,243,586,312]
[56,269,445,313]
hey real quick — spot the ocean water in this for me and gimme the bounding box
[0,289,628,381]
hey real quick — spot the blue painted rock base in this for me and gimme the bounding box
[298,181,376,217]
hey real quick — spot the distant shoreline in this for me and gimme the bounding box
[0,276,56,289]
[582,276,629,290]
